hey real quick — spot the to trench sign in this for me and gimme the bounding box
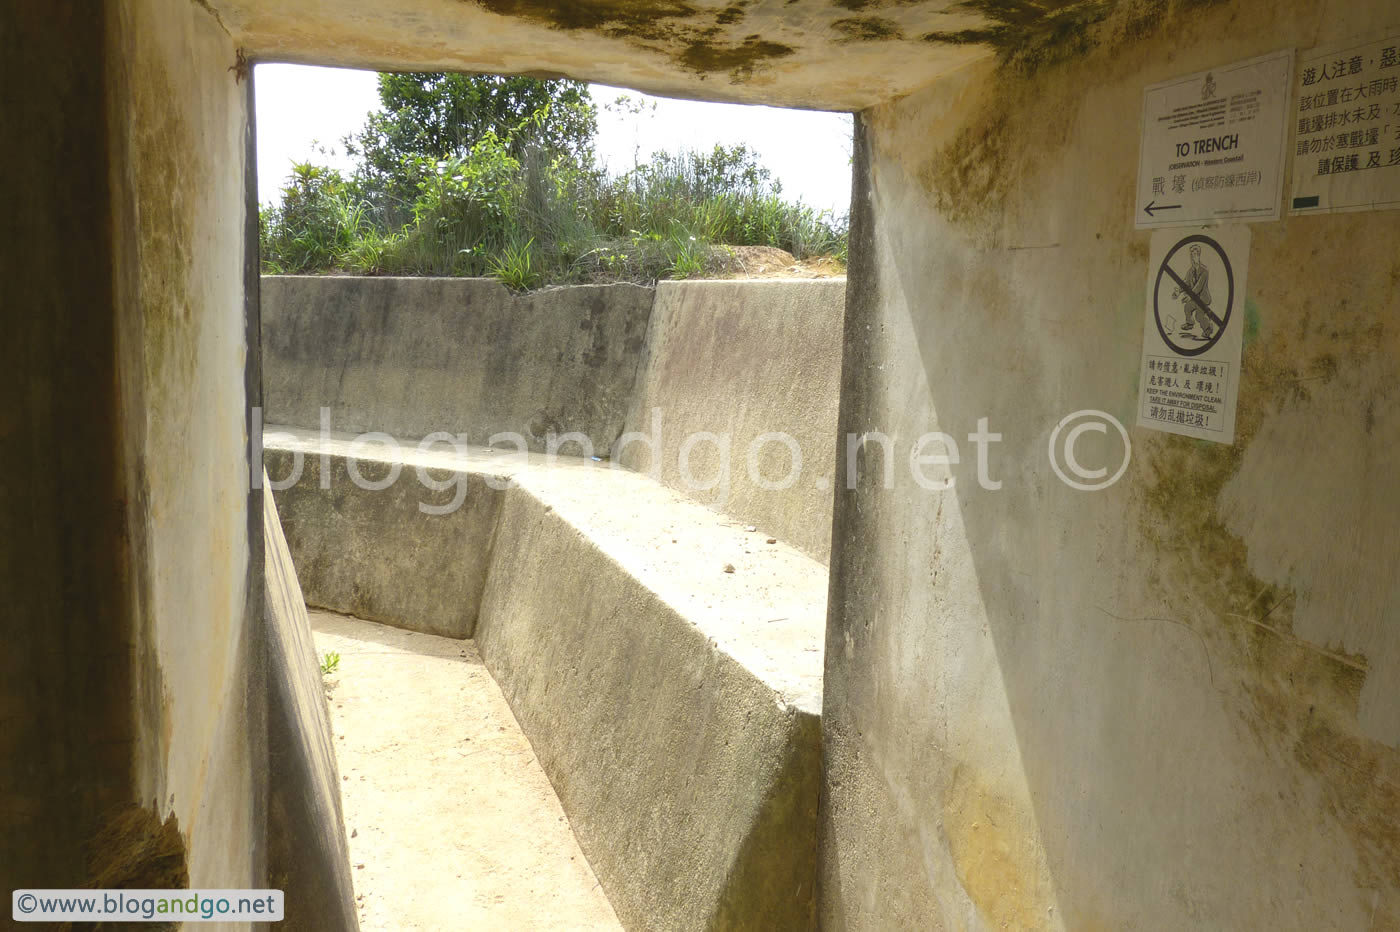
[1153,234,1234,357]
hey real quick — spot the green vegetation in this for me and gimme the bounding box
[260,74,847,288]
[320,651,341,676]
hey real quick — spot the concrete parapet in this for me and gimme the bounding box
[262,427,825,928]
[618,279,845,564]
[477,467,825,931]
[260,276,654,456]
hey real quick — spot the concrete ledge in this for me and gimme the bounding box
[477,473,823,931]
[262,428,825,928]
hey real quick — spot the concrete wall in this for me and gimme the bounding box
[264,440,504,638]
[3,0,374,912]
[619,280,845,563]
[2,0,266,902]
[476,485,822,931]
[19,0,1400,926]
[263,276,847,562]
[261,276,654,456]
[823,2,1400,928]
[262,428,827,929]
[1,2,142,889]
[265,477,359,930]
[110,0,265,897]
[204,0,986,111]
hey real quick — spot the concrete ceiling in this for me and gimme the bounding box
[204,0,1018,111]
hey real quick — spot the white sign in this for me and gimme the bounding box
[1289,31,1400,214]
[1136,226,1249,443]
[1136,50,1293,229]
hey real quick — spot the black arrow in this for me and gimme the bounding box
[1144,200,1182,217]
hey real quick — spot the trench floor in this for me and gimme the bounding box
[310,609,621,931]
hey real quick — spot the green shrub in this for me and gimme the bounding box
[260,79,849,288]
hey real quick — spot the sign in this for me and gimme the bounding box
[1289,31,1400,214]
[1136,227,1249,443]
[1136,50,1293,229]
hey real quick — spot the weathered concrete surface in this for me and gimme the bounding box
[2,0,273,905]
[262,427,826,929]
[26,0,1400,926]
[312,610,622,931]
[619,279,845,563]
[478,461,825,932]
[264,479,359,931]
[261,276,653,456]
[265,433,505,638]
[823,2,1400,928]
[111,0,266,898]
[7,0,271,903]
[1,2,136,888]
[205,0,994,111]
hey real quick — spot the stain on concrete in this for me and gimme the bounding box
[920,113,1011,226]
[709,709,822,930]
[833,16,904,40]
[921,0,1112,72]
[471,0,698,37]
[1136,300,1400,914]
[942,765,1053,929]
[1295,719,1400,916]
[716,2,749,25]
[130,44,197,392]
[469,0,794,78]
[916,0,1235,225]
[680,36,796,75]
[78,805,188,907]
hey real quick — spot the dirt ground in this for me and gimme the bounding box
[310,609,621,931]
[709,244,846,279]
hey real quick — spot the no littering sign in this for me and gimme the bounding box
[1136,226,1249,443]
[1152,234,1233,356]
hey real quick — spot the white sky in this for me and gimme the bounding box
[253,64,853,216]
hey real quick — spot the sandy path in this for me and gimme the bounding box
[310,609,621,931]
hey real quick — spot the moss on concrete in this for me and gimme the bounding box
[833,16,904,41]
[921,0,1113,75]
[72,805,188,929]
[472,0,698,37]
[679,35,795,74]
[470,0,793,78]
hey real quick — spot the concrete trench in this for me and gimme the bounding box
[20,5,1400,924]
[262,277,844,929]
[309,609,622,931]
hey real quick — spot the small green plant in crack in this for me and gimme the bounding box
[489,237,542,291]
[666,228,709,279]
[320,651,341,676]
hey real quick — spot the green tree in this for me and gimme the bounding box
[345,73,596,207]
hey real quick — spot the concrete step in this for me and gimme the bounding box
[263,427,825,930]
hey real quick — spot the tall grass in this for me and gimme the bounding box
[261,142,847,289]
